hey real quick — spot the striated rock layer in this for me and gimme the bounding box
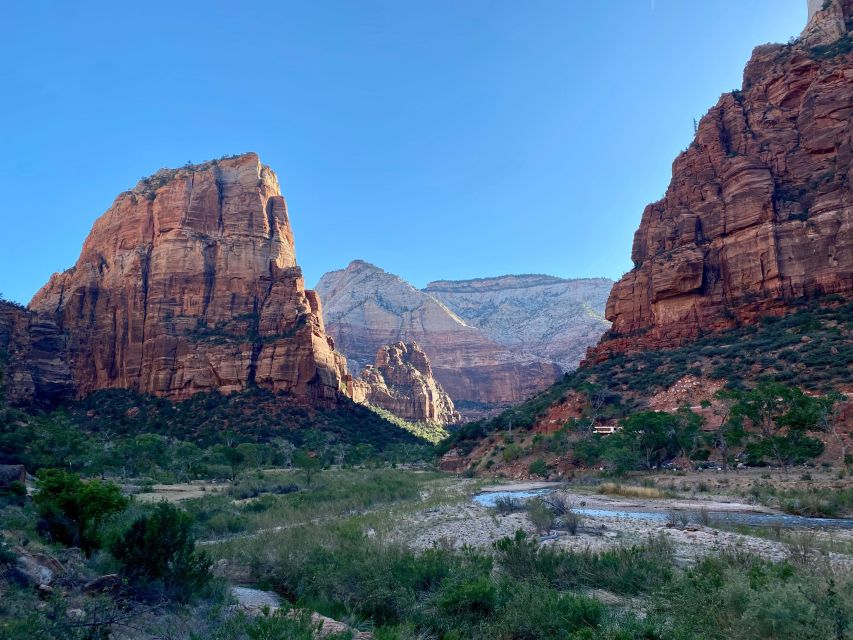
[29,154,348,405]
[315,261,563,416]
[0,302,72,405]
[424,275,612,371]
[349,342,460,424]
[592,1,853,360]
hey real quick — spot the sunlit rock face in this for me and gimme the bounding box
[29,154,348,405]
[803,0,851,46]
[591,9,853,360]
[349,341,460,424]
[424,275,612,372]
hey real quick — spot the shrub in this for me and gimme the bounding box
[111,501,212,602]
[493,530,541,580]
[493,496,523,515]
[489,582,603,639]
[222,609,352,640]
[33,469,128,553]
[502,444,522,463]
[562,508,582,536]
[0,480,27,506]
[228,479,299,500]
[0,542,16,565]
[436,576,497,625]
[527,459,549,478]
[526,499,555,532]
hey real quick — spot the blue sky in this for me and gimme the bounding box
[0,1,806,304]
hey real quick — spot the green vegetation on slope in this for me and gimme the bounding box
[442,299,852,461]
[0,387,435,480]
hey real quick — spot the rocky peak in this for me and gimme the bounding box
[374,341,433,378]
[425,275,612,371]
[315,263,564,416]
[802,0,852,47]
[350,341,460,424]
[28,154,348,405]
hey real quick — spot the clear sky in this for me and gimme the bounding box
[0,0,806,304]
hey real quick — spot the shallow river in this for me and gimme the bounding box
[472,489,853,530]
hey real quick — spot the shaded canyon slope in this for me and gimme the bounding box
[592,0,853,360]
[315,261,611,418]
[27,154,349,406]
[424,275,612,371]
[350,341,460,425]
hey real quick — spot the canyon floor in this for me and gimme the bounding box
[6,465,853,639]
[171,467,853,573]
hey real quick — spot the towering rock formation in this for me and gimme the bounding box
[29,154,348,405]
[315,261,563,416]
[424,275,612,371]
[594,0,853,359]
[349,342,460,424]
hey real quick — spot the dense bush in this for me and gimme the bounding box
[658,552,853,639]
[526,499,555,532]
[528,458,549,477]
[33,469,128,553]
[111,501,212,602]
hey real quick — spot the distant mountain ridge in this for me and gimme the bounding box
[425,274,612,371]
[315,261,611,418]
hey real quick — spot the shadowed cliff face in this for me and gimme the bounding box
[594,2,853,359]
[28,154,348,405]
[0,302,72,405]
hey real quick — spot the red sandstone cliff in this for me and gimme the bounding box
[593,1,853,359]
[29,154,348,405]
[349,342,460,424]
